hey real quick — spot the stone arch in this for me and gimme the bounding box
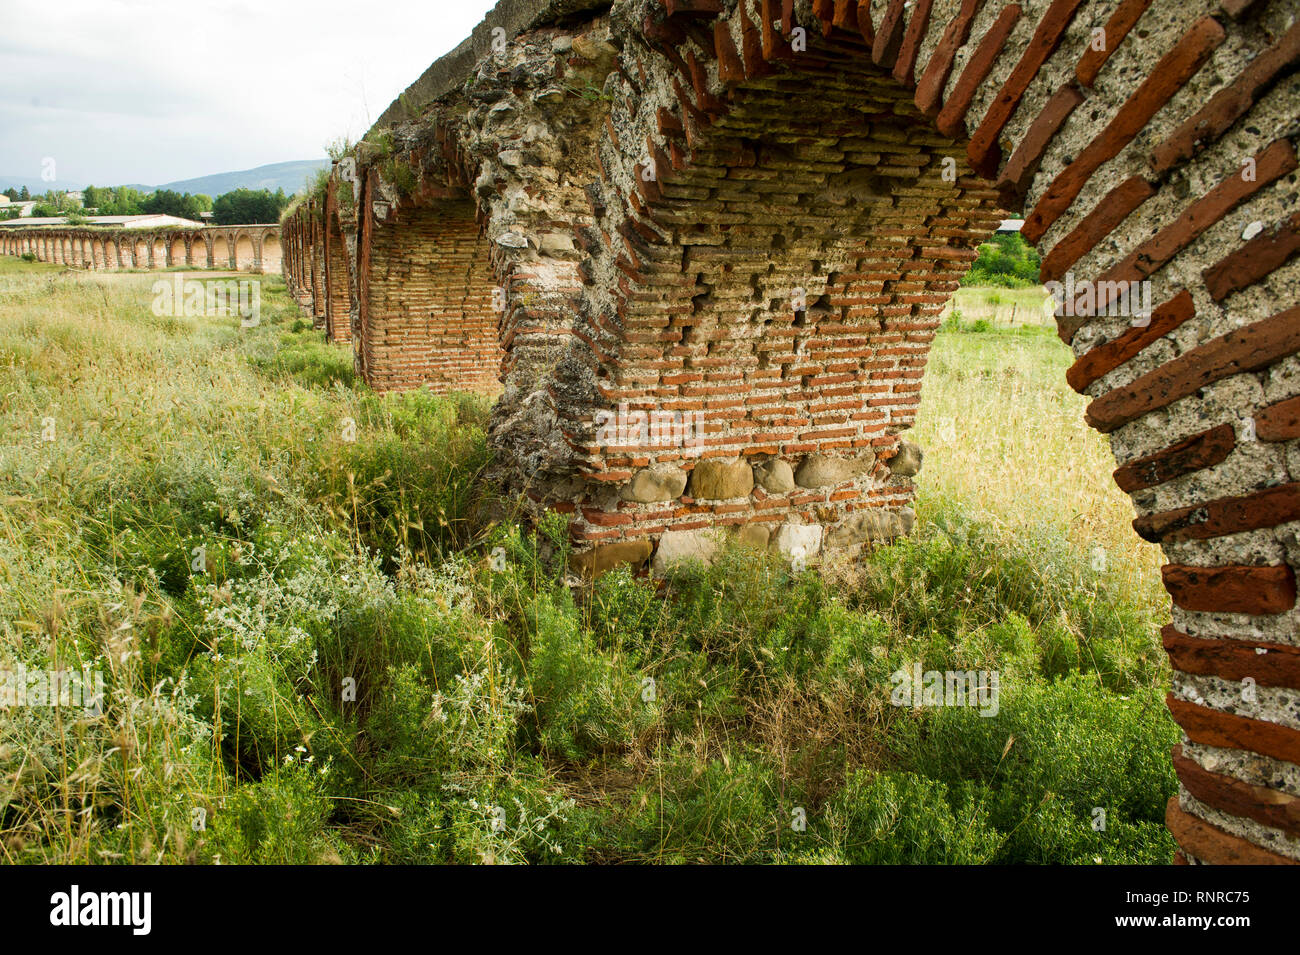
[92,238,106,269]
[210,234,231,269]
[322,0,1300,863]
[233,232,255,270]
[579,0,1299,864]
[169,233,186,267]
[323,199,354,344]
[150,235,166,269]
[190,234,211,268]
[260,228,282,275]
[308,208,326,326]
[355,187,501,393]
[104,237,118,268]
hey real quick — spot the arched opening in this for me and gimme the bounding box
[260,230,282,274]
[92,240,106,269]
[323,209,352,343]
[150,237,166,269]
[441,0,1300,864]
[211,235,231,269]
[103,239,118,268]
[234,234,255,270]
[190,237,210,269]
[170,234,186,267]
[358,198,501,394]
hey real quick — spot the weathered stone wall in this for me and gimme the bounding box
[2,224,282,272]
[282,0,1300,864]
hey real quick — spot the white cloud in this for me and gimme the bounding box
[0,0,498,186]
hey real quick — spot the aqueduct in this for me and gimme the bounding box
[290,0,1300,863]
[1,224,282,273]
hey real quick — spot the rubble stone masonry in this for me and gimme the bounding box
[278,0,1299,864]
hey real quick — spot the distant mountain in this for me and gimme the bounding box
[0,160,330,198]
[0,175,87,194]
[155,160,330,197]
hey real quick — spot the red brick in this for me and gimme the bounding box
[1256,395,1300,442]
[891,0,934,87]
[1084,140,1299,315]
[1153,21,1300,174]
[1075,0,1156,87]
[1066,290,1195,392]
[1161,563,1297,615]
[1204,211,1300,302]
[913,0,985,117]
[995,83,1084,206]
[1168,695,1300,766]
[1086,306,1300,433]
[936,4,1023,139]
[1135,482,1300,543]
[1166,797,1298,864]
[1023,16,1226,243]
[1112,423,1236,493]
[1040,175,1156,287]
[967,0,1089,177]
[1163,626,1300,690]
[1172,746,1300,839]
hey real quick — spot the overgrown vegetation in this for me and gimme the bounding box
[962,231,1043,288]
[0,260,1174,864]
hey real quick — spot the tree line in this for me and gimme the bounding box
[2,185,291,225]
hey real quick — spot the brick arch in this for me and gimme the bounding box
[353,168,503,391]
[511,0,1294,865]
[233,231,255,270]
[323,190,354,343]
[212,233,232,269]
[103,237,118,268]
[235,0,1300,863]
[187,233,208,268]
[260,228,282,274]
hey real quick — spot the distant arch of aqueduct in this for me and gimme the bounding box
[1,225,282,273]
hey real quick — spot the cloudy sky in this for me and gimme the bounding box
[0,0,499,188]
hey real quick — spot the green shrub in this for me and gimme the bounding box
[206,762,355,864]
[822,771,1001,864]
[524,590,657,760]
[962,232,1042,288]
[889,675,1178,864]
[305,390,493,561]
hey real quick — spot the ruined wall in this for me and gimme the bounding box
[284,0,1300,865]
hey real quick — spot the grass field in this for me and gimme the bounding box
[0,261,1175,864]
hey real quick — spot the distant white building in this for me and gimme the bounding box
[0,213,205,229]
[0,201,40,217]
